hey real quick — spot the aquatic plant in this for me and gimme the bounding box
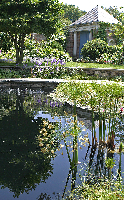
[65,176,124,199]
[51,81,124,113]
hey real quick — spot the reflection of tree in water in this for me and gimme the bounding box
[0,88,17,119]
[0,87,65,120]
[37,192,62,200]
[0,110,56,197]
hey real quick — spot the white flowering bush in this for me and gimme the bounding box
[96,46,123,65]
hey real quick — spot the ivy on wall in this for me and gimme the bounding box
[93,22,109,42]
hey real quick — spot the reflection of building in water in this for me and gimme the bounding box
[77,116,99,131]
[65,102,99,131]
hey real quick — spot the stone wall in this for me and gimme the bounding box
[0,66,124,79]
[65,67,124,79]
[66,32,74,58]
[0,79,59,91]
[66,31,80,60]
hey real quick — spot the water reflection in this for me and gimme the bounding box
[0,87,64,199]
[0,110,56,197]
[0,87,123,199]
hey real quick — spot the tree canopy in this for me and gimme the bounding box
[0,0,62,63]
[62,4,86,23]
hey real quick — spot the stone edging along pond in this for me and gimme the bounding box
[0,78,123,89]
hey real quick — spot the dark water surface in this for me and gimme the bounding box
[0,87,124,199]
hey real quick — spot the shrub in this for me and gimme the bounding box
[81,38,108,60]
[81,38,123,65]
[0,47,16,62]
[24,37,72,62]
[96,45,123,65]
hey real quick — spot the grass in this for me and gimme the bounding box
[65,62,124,69]
[0,61,124,69]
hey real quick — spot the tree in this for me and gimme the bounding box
[0,0,62,64]
[112,11,124,45]
[62,4,86,23]
[105,6,124,45]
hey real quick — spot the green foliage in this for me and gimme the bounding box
[0,0,62,36]
[96,45,123,65]
[66,177,124,199]
[105,6,122,19]
[105,157,115,169]
[49,37,64,52]
[94,22,108,42]
[24,37,71,62]
[111,13,124,45]
[62,4,86,23]
[50,31,67,51]
[0,47,16,62]
[81,38,108,60]
[119,142,123,152]
[0,37,72,64]
[0,68,31,78]
[100,45,123,64]
[105,6,124,45]
[0,0,62,63]
[52,81,124,113]
[0,32,13,52]
[81,39,123,64]
[57,4,86,52]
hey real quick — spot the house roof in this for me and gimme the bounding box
[70,5,118,26]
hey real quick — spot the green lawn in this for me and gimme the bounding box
[0,61,124,69]
[65,62,124,69]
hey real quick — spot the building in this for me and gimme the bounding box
[66,5,118,59]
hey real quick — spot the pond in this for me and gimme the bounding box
[0,85,124,199]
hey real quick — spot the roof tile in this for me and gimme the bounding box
[70,5,118,26]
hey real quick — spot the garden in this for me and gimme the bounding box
[0,1,124,199]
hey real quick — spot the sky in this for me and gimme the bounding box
[58,0,124,12]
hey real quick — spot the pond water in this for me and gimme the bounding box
[0,86,124,199]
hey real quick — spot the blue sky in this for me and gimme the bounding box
[58,0,124,12]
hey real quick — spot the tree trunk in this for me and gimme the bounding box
[9,33,25,64]
[15,34,25,64]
